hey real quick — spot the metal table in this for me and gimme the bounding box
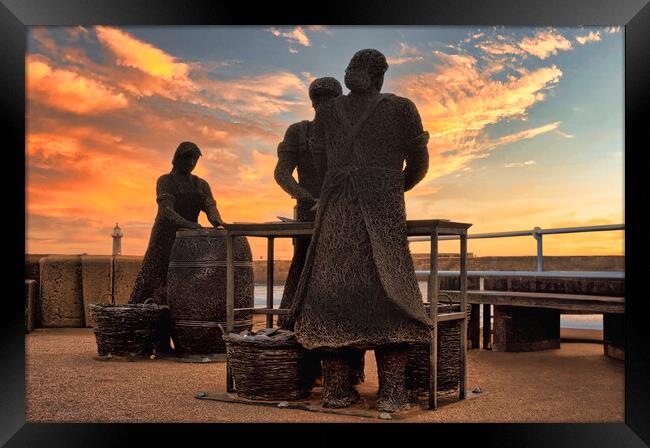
[223,219,472,410]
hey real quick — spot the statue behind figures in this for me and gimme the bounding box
[274,77,342,328]
[288,49,432,412]
[274,77,365,386]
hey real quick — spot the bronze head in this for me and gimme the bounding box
[309,77,343,109]
[344,49,389,94]
[171,141,202,175]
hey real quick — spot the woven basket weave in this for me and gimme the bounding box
[405,303,471,393]
[224,329,313,401]
[90,303,170,358]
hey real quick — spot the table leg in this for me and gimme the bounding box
[267,237,274,329]
[483,304,492,350]
[226,233,234,392]
[469,304,480,349]
[459,232,468,400]
[428,227,439,410]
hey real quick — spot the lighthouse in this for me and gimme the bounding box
[112,223,123,256]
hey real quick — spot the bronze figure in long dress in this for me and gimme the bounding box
[288,49,431,412]
[129,142,224,307]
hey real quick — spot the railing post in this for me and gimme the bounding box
[533,227,543,272]
[226,232,234,392]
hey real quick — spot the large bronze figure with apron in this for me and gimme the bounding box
[288,49,431,412]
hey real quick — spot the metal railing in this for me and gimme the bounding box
[409,223,624,273]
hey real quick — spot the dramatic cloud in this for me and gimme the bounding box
[386,56,424,65]
[576,31,601,45]
[387,42,425,65]
[475,39,524,57]
[494,121,562,147]
[475,29,573,60]
[518,30,573,59]
[95,26,191,81]
[27,56,128,114]
[25,26,621,258]
[26,27,316,258]
[268,26,311,47]
[399,42,421,55]
[390,51,563,179]
[200,71,310,120]
[306,25,331,34]
[504,160,536,168]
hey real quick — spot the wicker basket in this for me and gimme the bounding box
[224,329,313,401]
[405,303,471,393]
[89,302,170,358]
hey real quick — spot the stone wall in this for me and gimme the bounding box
[26,254,624,328]
[28,255,143,328]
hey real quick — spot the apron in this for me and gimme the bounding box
[289,94,431,349]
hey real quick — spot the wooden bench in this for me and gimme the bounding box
[441,290,625,359]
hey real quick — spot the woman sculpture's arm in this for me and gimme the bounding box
[199,180,225,227]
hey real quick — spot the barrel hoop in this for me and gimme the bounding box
[168,260,253,268]
[174,319,252,328]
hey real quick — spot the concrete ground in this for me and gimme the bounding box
[25,322,624,423]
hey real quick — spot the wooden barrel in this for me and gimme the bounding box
[167,228,254,355]
[405,303,470,394]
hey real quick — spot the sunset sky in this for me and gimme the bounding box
[25,26,624,260]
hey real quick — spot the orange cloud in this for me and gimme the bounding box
[25,27,621,259]
[518,30,573,59]
[200,71,311,119]
[95,26,191,82]
[504,160,536,168]
[399,42,421,56]
[386,56,424,65]
[27,56,128,114]
[268,26,311,47]
[475,40,524,57]
[576,31,601,45]
[493,121,561,147]
[475,30,573,60]
[388,52,563,182]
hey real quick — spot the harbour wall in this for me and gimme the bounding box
[25,254,624,329]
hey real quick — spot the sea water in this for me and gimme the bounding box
[253,282,603,330]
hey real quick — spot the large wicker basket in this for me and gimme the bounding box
[224,329,313,401]
[405,303,471,393]
[89,302,170,358]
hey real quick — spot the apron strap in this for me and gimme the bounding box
[334,93,392,143]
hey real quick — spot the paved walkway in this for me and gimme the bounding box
[26,327,623,423]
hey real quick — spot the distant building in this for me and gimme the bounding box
[112,223,123,256]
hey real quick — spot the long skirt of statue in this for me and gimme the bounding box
[293,181,430,350]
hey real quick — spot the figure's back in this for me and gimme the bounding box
[323,93,425,171]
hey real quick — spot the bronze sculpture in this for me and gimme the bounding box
[275,77,365,386]
[288,49,432,412]
[129,142,225,309]
[275,77,342,328]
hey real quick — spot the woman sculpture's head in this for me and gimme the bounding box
[344,49,389,94]
[172,141,202,174]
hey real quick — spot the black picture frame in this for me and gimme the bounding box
[3,0,649,445]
